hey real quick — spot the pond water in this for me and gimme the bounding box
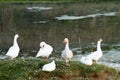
[0,2,120,70]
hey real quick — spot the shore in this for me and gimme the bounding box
[0,58,120,80]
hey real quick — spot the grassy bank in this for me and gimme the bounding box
[0,58,120,80]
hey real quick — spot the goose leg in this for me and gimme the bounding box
[44,56,48,62]
[93,60,97,64]
[11,57,16,60]
[65,58,70,66]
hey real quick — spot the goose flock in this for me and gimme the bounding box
[4,34,103,72]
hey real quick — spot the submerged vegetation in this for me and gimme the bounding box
[0,58,120,80]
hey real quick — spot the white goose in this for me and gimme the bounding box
[42,60,56,72]
[80,56,93,66]
[36,41,53,60]
[6,34,20,60]
[61,38,73,66]
[87,38,103,63]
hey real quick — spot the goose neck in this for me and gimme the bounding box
[13,37,18,46]
[97,41,101,51]
[65,42,69,50]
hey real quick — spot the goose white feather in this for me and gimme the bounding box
[61,38,73,66]
[87,38,103,62]
[36,41,53,58]
[80,56,93,65]
[6,34,20,59]
[42,60,56,72]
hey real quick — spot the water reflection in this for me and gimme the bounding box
[26,6,53,12]
[0,2,119,51]
[55,12,116,20]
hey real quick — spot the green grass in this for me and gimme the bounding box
[0,0,118,3]
[0,58,120,80]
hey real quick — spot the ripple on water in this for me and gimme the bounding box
[55,12,117,20]
[98,49,120,70]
